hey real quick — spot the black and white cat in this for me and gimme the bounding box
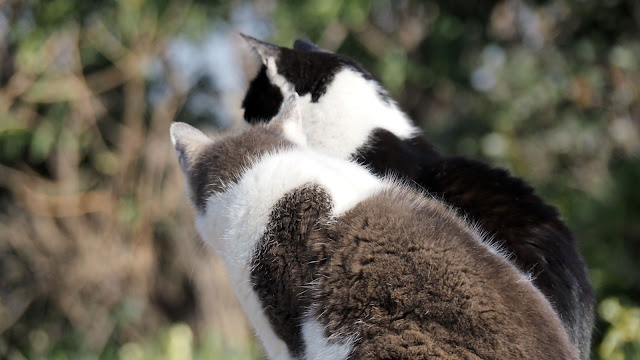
[171,95,578,359]
[240,35,594,359]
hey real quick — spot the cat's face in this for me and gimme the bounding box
[171,94,306,213]
[241,35,416,159]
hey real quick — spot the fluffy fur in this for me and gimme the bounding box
[171,95,578,359]
[241,35,595,358]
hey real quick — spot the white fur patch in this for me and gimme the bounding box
[282,68,419,159]
[195,148,382,359]
[195,195,293,360]
[302,319,354,360]
[282,120,307,146]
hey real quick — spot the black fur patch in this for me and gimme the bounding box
[351,128,442,179]
[242,66,284,123]
[251,183,333,358]
[293,39,324,52]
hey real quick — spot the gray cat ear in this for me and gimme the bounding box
[270,93,306,146]
[240,33,281,67]
[170,122,212,172]
[293,39,328,53]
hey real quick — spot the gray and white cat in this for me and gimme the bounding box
[240,35,594,359]
[171,95,578,359]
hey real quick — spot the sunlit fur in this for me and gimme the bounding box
[295,68,418,159]
[171,96,577,358]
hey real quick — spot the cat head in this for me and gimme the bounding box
[171,94,306,213]
[241,35,417,159]
[241,34,391,121]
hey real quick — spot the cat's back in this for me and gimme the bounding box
[310,185,578,359]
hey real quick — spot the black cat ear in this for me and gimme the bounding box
[170,122,213,172]
[293,39,328,53]
[240,33,281,66]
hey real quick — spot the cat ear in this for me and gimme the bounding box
[270,93,306,146]
[240,33,281,68]
[293,39,328,53]
[170,122,212,172]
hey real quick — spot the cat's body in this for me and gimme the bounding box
[241,36,594,358]
[171,96,578,359]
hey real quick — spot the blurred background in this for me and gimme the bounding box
[0,0,638,359]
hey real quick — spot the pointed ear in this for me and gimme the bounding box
[240,33,281,68]
[270,94,306,146]
[170,122,212,172]
[293,39,328,53]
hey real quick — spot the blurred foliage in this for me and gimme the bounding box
[1,323,262,360]
[599,298,640,359]
[0,0,638,359]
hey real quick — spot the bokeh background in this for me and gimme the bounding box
[1,0,639,359]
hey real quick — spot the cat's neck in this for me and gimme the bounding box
[298,68,419,159]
